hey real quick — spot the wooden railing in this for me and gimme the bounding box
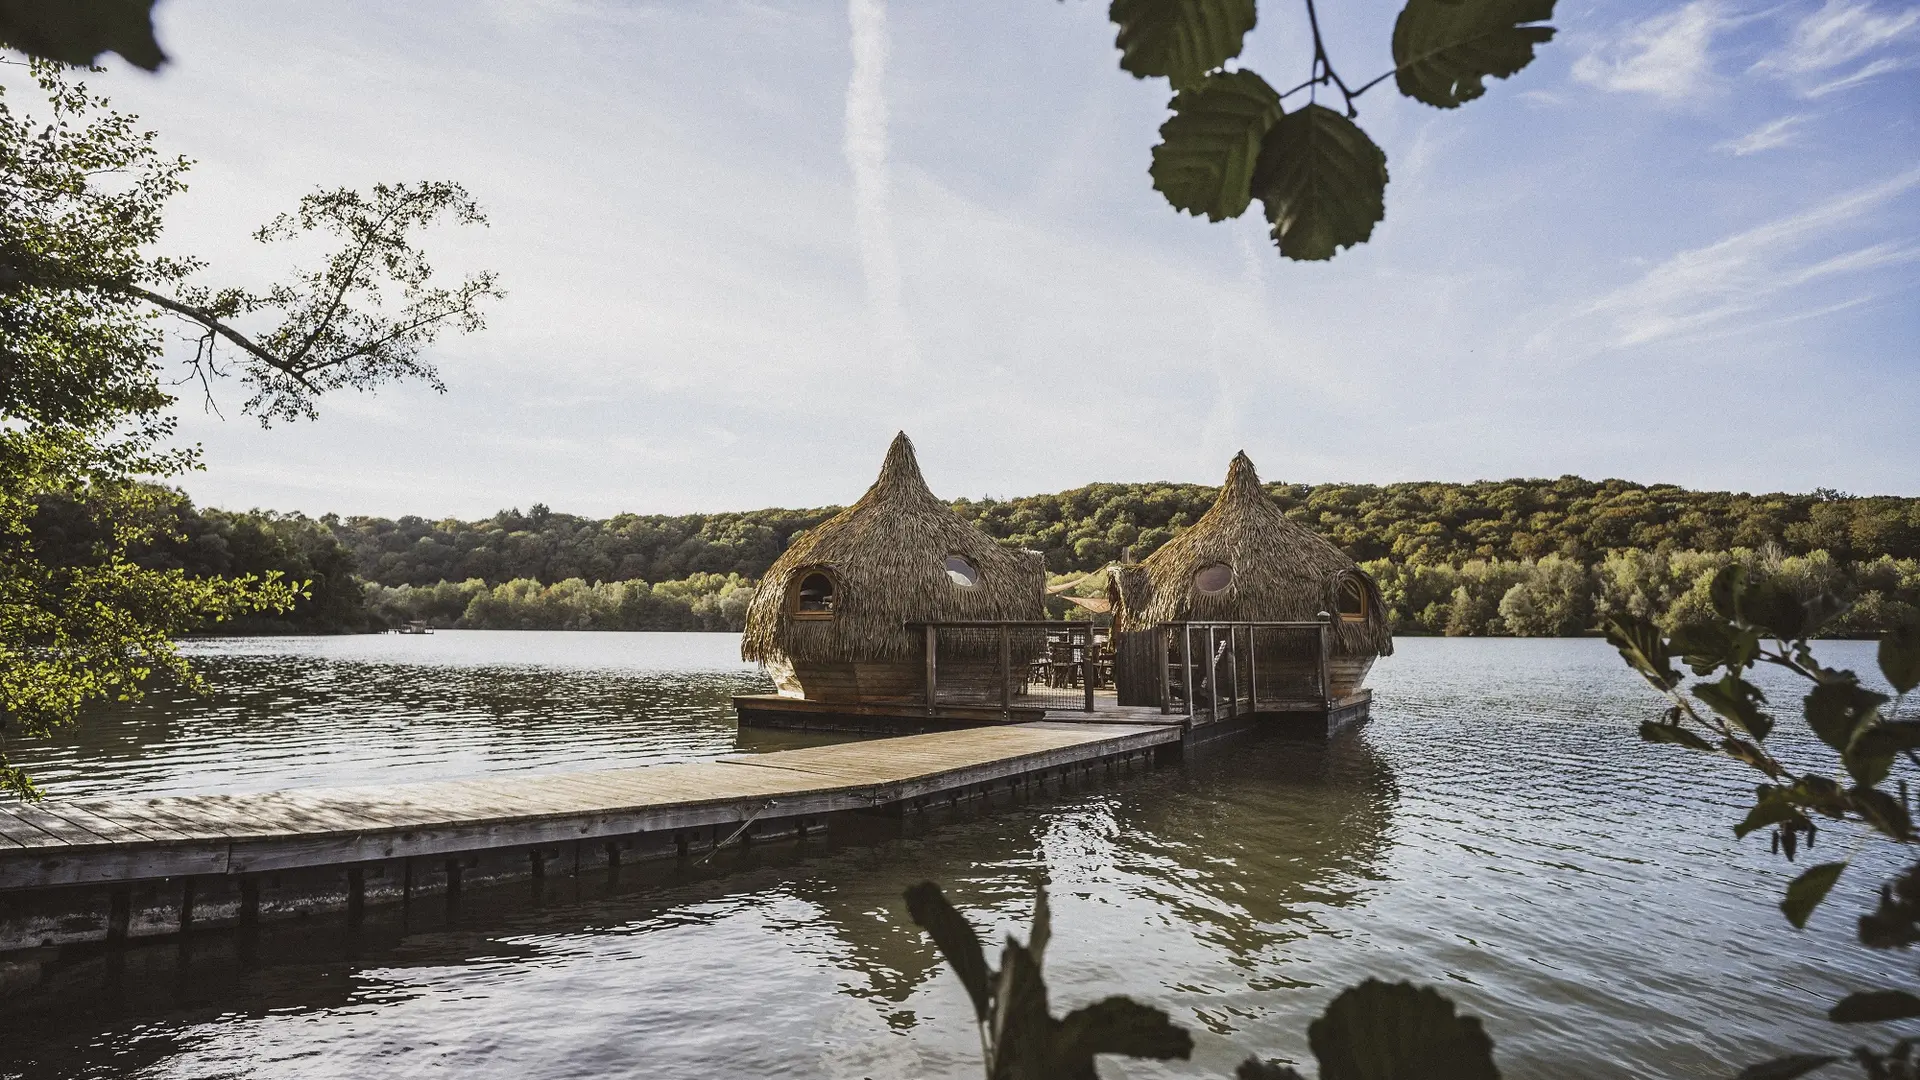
[904,622,1108,715]
[1155,619,1333,721]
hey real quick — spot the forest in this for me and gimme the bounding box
[117,475,1920,636]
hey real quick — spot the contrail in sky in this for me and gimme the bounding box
[844,0,916,365]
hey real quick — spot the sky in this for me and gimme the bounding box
[37,0,1920,516]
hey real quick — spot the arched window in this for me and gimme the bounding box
[945,555,980,587]
[792,571,837,618]
[1193,563,1232,595]
[1336,576,1367,619]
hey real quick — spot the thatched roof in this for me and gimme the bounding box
[1107,452,1393,657]
[741,433,1046,664]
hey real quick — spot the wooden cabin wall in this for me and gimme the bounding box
[1328,655,1374,698]
[767,657,922,703]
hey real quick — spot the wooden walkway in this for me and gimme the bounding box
[0,719,1185,955]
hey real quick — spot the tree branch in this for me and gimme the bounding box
[120,284,318,392]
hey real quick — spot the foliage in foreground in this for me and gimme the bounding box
[1608,568,1920,1077]
[904,880,1498,1079]
[0,57,499,796]
[1108,0,1555,261]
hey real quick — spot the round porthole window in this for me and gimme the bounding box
[945,555,980,587]
[1193,563,1231,594]
[1337,577,1367,618]
[794,571,837,614]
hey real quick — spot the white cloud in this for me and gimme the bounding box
[1573,1,1729,100]
[1766,0,1919,72]
[1715,113,1809,154]
[1572,168,1920,348]
[1757,0,1920,94]
[843,0,917,367]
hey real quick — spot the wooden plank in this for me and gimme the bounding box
[43,802,181,843]
[0,817,35,848]
[0,804,115,847]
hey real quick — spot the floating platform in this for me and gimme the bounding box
[0,719,1188,977]
[733,689,1370,741]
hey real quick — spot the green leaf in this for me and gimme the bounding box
[1150,70,1284,221]
[1670,620,1759,676]
[904,881,993,1023]
[1848,787,1912,841]
[1722,738,1786,779]
[1605,615,1682,693]
[1051,996,1194,1070]
[1694,674,1772,741]
[1639,719,1713,751]
[1110,0,1257,89]
[1806,680,1888,755]
[1781,862,1846,929]
[1237,1059,1309,1080]
[1711,565,1751,623]
[1881,618,1920,695]
[1250,104,1388,262]
[1307,980,1497,1080]
[1736,1055,1842,1080]
[0,0,165,71]
[1391,0,1556,109]
[1735,788,1807,838]
[1029,884,1051,966]
[989,943,1053,1080]
[1828,989,1920,1023]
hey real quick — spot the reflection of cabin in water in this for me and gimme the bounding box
[734,438,1388,737]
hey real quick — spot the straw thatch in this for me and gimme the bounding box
[1107,452,1393,657]
[741,433,1045,665]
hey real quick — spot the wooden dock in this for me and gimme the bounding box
[0,717,1189,967]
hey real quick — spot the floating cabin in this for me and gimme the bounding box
[1107,452,1393,733]
[737,433,1047,723]
[733,438,1389,738]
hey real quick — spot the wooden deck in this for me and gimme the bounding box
[0,719,1184,959]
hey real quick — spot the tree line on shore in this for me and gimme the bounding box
[103,474,1920,636]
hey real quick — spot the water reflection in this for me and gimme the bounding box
[1,635,1915,1079]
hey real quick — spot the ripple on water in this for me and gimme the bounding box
[0,633,1910,1079]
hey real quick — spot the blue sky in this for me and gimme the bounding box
[61,0,1920,515]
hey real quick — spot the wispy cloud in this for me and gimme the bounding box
[1574,168,1920,347]
[1757,0,1920,94]
[1573,1,1730,100]
[1716,113,1809,154]
[843,0,916,365]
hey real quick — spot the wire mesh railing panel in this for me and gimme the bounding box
[919,623,1113,713]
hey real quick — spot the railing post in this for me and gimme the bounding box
[924,624,938,715]
[1317,617,1332,708]
[1157,626,1171,715]
[999,623,1012,717]
[1179,625,1193,719]
[1248,624,1258,714]
[1226,626,1240,720]
[1082,625,1095,712]
[1204,625,1217,722]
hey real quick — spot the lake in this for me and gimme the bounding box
[0,632,1908,1079]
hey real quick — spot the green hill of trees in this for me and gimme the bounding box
[118,475,1920,636]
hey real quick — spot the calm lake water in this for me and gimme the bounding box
[2,632,1911,1079]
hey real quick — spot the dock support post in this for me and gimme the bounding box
[1157,626,1171,715]
[924,625,938,715]
[1082,625,1094,712]
[999,625,1012,717]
